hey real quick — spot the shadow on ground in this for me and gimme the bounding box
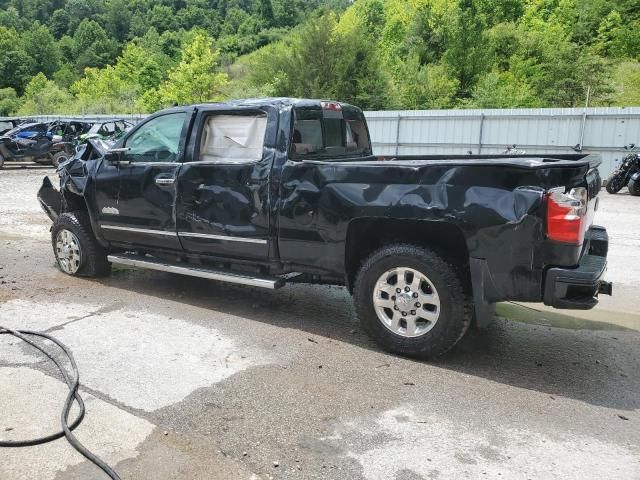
[99,268,640,411]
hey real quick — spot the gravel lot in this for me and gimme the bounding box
[1,166,639,480]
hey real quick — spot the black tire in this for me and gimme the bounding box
[51,151,69,168]
[0,153,4,169]
[51,211,111,277]
[606,170,626,194]
[354,244,472,359]
[629,172,640,196]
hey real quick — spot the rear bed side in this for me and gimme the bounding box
[277,154,606,313]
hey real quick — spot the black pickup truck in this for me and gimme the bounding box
[38,98,612,358]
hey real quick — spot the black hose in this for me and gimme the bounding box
[0,326,121,480]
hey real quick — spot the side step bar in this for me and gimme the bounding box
[107,253,287,289]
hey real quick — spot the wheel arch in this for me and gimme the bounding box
[345,217,470,293]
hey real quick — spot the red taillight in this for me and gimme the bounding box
[546,187,588,244]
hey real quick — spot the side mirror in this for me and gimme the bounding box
[104,147,130,165]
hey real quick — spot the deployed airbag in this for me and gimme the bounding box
[200,114,267,163]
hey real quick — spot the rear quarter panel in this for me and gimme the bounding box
[278,159,591,299]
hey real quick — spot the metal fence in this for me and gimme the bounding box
[9,107,640,177]
[365,107,640,177]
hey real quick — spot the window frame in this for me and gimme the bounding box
[187,107,275,166]
[121,111,189,165]
[289,106,373,161]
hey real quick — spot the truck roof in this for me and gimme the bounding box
[158,98,361,114]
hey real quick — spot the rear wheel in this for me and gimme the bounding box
[51,212,111,277]
[354,244,472,359]
[0,153,4,169]
[628,172,640,196]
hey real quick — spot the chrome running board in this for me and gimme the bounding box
[107,253,287,289]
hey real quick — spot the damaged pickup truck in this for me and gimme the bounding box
[37,98,612,358]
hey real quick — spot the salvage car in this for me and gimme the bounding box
[0,122,55,168]
[0,120,93,168]
[0,117,27,136]
[37,98,612,358]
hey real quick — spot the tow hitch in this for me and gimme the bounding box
[598,281,613,296]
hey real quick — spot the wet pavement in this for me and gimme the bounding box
[1,167,639,479]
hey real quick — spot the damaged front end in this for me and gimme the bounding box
[37,139,109,221]
[38,176,64,221]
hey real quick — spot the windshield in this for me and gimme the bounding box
[291,107,372,160]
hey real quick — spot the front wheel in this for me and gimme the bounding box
[51,212,111,277]
[606,169,626,194]
[354,244,472,359]
[51,151,69,168]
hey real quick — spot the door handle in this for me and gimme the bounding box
[155,177,175,185]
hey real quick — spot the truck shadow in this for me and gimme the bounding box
[101,269,640,412]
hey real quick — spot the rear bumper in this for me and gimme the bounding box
[543,226,612,310]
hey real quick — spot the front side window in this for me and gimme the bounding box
[124,113,186,163]
[198,113,267,164]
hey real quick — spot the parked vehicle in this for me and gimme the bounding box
[0,117,28,136]
[0,119,96,168]
[48,120,93,166]
[0,122,56,168]
[79,119,134,143]
[37,99,612,358]
[605,144,640,194]
[501,144,526,155]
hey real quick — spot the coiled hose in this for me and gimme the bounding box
[0,326,120,479]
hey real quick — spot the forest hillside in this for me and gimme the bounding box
[0,0,638,115]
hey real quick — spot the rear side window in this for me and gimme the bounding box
[291,107,371,159]
[198,113,267,164]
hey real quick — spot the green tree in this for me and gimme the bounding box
[150,32,229,109]
[256,0,274,26]
[609,61,640,106]
[596,11,640,59]
[22,23,60,78]
[18,72,72,114]
[72,19,119,72]
[442,0,488,97]
[0,27,34,94]
[272,0,297,27]
[105,0,131,42]
[71,65,136,113]
[49,9,70,37]
[391,57,459,109]
[0,87,19,115]
[0,6,22,30]
[472,70,539,107]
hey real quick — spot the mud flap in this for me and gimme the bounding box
[37,176,63,222]
[470,257,498,328]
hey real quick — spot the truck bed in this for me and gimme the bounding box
[376,153,602,170]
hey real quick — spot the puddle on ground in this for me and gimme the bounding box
[497,303,640,332]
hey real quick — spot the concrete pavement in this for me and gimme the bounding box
[1,167,638,480]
